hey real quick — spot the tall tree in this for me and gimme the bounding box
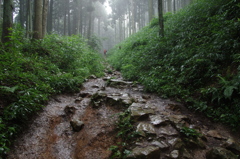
[158,0,164,37]
[42,0,49,37]
[47,0,53,34]
[33,0,43,39]
[148,0,154,22]
[2,0,13,44]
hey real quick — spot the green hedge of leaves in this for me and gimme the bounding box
[108,0,240,129]
[0,31,104,156]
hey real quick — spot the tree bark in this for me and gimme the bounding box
[2,0,13,44]
[158,0,164,37]
[148,0,154,23]
[42,0,49,38]
[47,0,53,34]
[33,0,43,39]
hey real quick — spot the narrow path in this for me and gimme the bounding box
[7,69,240,159]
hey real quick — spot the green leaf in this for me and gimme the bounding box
[223,86,237,99]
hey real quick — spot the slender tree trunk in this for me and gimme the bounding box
[0,0,2,19]
[158,0,164,37]
[64,2,67,36]
[131,0,136,34]
[42,0,49,38]
[47,0,53,34]
[2,0,13,44]
[79,0,83,35]
[26,0,33,38]
[67,0,71,35]
[128,4,131,36]
[148,0,154,23]
[33,0,43,39]
[19,0,25,28]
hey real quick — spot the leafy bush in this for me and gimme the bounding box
[108,0,240,129]
[0,31,104,156]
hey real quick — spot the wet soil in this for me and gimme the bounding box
[7,70,240,159]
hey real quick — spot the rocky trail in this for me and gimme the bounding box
[7,67,240,159]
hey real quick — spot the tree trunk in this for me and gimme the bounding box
[19,0,25,28]
[148,0,154,23]
[67,0,71,35]
[158,0,164,37]
[42,0,49,38]
[33,0,43,39]
[2,0,13,44]
[26,0,33,38]
[47,0,53,34]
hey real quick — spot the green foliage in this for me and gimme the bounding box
[109,110,137,159]
[108,0,240,130]
[0,30,104,156]
[180,127,202,139]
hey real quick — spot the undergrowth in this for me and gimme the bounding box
[108,0,240,130]
[0,30,104,156]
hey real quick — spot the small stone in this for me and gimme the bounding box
[75,97,83,103]
[168,150,179,159]
[142,95,151,100]
[158,125,178,136]
[168,138,183,150]
[64,105,77,115]
[70,119,84,132]
[89,75,97,79]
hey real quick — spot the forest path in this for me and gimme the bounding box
[7,67,240,159]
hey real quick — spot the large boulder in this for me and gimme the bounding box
[206,147,238,159]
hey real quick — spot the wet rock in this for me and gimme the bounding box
[150,140,169,149]
[169,115,189,125]
[157,125,178,136]
[167,103,182,112]
[64,105,77,115]
[182,148,193,159]
[166,150,179,159]
[129,103,155,119]
[206,147,238,159]
[207,130,224,139]
[70,119,84,132]
[90,92,107,108]
[142,95,151,100]
[186,137,206,149]
[107,79,133,88]
[150,115,169,126]
[89,75,97,79]
[127,146,160,159]
[136,122,156,137]
[224,138,240,155]
[92,84,100,88]
[79,92,91,98]
[168,138,183,150]
[75,97,83,103]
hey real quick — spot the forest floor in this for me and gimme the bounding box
[7,66,240,159]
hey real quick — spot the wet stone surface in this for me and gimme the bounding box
[7,68,240,159]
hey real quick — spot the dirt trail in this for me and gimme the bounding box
[7,69,240,159]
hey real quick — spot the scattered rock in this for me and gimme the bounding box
[75,97,83,103]
[169,150,179,159]
[89,75,97,79]
[207,130,224,139]
[182,148,193,159]
[107,79,133,88]
[136,122,156,137]
[142,95,151,100]
[127,146,160,159]
[206,147,238,159]
[150,115,169,126]
[70,119,84,132]
[157,125,178,136]
[64,105,77,115]
[129,103,155,119]
[224,138,240,155]
[167,104,181,112]
[150,140,169,149]
[168,138,183,150]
